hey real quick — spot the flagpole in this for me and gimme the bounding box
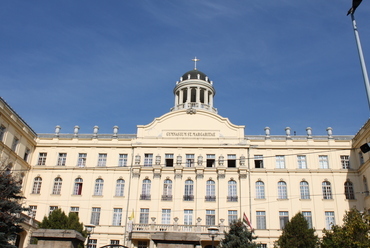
[350,13,370,110]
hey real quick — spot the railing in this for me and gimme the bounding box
[161,195,173,201]
[171,103,217,113]
[132,223,227,233]
[183,195,194,201]
[227,196,238,202]
[140,194,151,200]
[205,196,216,201]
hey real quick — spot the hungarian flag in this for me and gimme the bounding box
[243,212,253,230]
[347,0,363,15]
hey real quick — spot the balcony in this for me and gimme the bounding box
[227,196,238,202]
[161,195,173,201]
[183,195,194,201]
[140,194,151,200]
[205,196,216,202]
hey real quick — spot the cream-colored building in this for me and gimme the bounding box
[1,68,369,248]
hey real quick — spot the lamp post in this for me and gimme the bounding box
[208,226,219,248]
[84,224,95,248]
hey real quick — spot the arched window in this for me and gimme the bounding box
[140,179,151,200]
[300,181,310,199]
[206,180,216,201]
[52,177,62,195]
[94,178,104,196]
[184,180,194,201]
[363,176,369,196]
[256,181,265,199]
[344,181,355,200]
[162,179,172,200]
[322,181,332,199]
[115,179,125,197]
[278,181,287,199]
[73,178,83,195]
[228,180,238,201]
[32,177,42,194]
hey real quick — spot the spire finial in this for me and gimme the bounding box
[192,57,200,70]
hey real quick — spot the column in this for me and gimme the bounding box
[175,91,179,108]
[204,90,208,104]
[209,92,213,107]
[186,87,191,103]
[179,89,183,105]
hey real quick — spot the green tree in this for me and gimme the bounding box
[0,162,28,248]
[219,219,258,248]
[321,208,370,248]
[275,212,319,248]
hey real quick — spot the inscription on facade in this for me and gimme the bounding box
[165,131,217,137]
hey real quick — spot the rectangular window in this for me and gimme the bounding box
[359,152,365,165]
[90,207,101,225]
[228,210,238,224]
[184,209,193,225]
[97,153,107,167]
[186,154,195,167]
[276,155,285,169]
[254,155,264,168]
[257,245,267,248]
[111,240,120,245]
[161,209,171,224]
[0,125,6,142]
[319,155,329,169]
[49,206,58,215]
[206,154,216,167]
[279,211,289,229]
[11,137,19,151]
[77,153,87,167]
[29,205,37,218]
[302,211,313,229]
[227,154,236,167]
[341,155,350,169]
[37,153,47,166]
[87,239,97,248]
[256,211,266,229]
[140,208,149,224]
[138,241,148,248]
[57,153,67,166]
[325,211,335,230]
[144,154,153,167]
[297,155,307,169]
[112,208,122,226]
[70,207,79,216]
[206,210,216,226]
[24,148,30,162]
[118,154,128,167]
[165,154,174,167]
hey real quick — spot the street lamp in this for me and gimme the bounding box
[84,224,95,248]
[208,226,219,248]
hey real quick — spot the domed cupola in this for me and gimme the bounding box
[171,58,217,114]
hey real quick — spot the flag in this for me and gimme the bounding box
[347,0,363,16]
[128,209,134,220]
[243,212,253,230]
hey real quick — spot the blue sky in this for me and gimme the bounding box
[1,1,370,136]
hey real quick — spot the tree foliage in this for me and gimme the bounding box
[219,219,258,248]
[275,212,319,248]
[321,208,370,248]
[0,159,28,248]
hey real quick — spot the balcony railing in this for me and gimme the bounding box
[140,194,151,200]
[227,196,238,202]
[132,223,227,234]
[205,195,216,201]
[183,195,194,201]
[161,195,173,201]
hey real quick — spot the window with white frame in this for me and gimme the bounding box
[141,179,151,200]
[257,244,267,248]
[118,154,128,167]
[97,153,107,167]
[300,181,310,199]
[279,211,289,229]
[87,239,97,248]
[256,181,265,199]
[278,181,288,199]
[206,180,216,201]
[161,209,171,224]
[110,240,120,245]
[162,179,172,200]
[256,211,266,229]
[206,154,215,167]
[322,181,332,199]
[115,179,125,197]
[165,154,174,167]
[57,153,67,166]
[112,208,122,226]
[297,155,307,169]
[184,180,194,201]
[302,211,313,228]
[344,181,355,199]
[139,208,149,224]
[341,155,350,169]
[11,136,19,151]
[325,211,335,230]
[52,177,62,195]
[254,155,264,168]
[94,179,104,196]
[276,155,285,168]
[184,210,193,226]
[186,154,195,167]
[29,205,37,218]
[32,177,42,194]
[319,155,329,169]
[49,206,58,215]
[144,153,153,166]
[228,210,238,224]
[90,207,101,225]
[0,125,6,142]
[37,153,47,166]
[227,154,236,168]
[73,178,83,195]
[228,180,237,201]
[70,207,79,216]
[206,210,216,226]
[77,153,87,167]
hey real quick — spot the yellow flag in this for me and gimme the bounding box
[129,209,134,220]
